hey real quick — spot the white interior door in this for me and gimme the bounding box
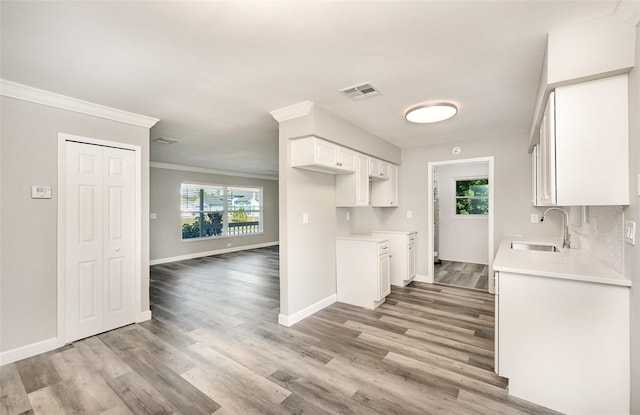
[65,141,135,342]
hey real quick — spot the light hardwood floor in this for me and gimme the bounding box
[434,260,489,291]
[1,246,560,414]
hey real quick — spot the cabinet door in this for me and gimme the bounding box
[355,154,370,206]
[539,93,556,205]
[371,164,398,207]
[531,145,541,206]
[315,139,338,168]
[554,75,629,205]
[377,254,391,300]
[408,244,416,279]
[337,147,356,172]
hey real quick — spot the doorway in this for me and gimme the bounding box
[427,157,494,293]
[58,134,142,343]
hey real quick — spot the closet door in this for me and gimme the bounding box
[65,141,135,342]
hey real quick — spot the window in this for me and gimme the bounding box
[181,183,263,240]
[455,178,489,215]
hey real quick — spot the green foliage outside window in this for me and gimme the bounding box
[455,178,489,215]
[182,212,223,238]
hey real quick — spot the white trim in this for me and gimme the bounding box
[615,0,640,27]
[428,156,495,293]
[0,337,64,366]
[150,241,279,265]
[269,101,314,122]
[57,133,145,344]
[412,274,430,283]
[151,162,278,181]
[0,79,159,128]
[278,294,336,327]
[137,310,152,323]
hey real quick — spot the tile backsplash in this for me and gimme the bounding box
[576,206,624,273]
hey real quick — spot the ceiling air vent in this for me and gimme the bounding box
[153,137,179,144]
[339,82,382,100]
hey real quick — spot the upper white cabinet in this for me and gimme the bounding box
[369,158,389,180]
[291,136,356,174]
[336,153,369,207]
[534,74,629,206]
[371,164,398,207]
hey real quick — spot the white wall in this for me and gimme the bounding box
[436,162,489,264]
[149,165,279,262]
[625,22,640,415]
[0,96,151,353]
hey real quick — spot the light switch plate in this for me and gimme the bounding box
[625,221,636,245]
[31,185,52,199]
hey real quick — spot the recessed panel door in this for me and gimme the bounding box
[65,141,135,342]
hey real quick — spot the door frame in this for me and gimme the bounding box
[427,156,495,293]
[57,133,142,343]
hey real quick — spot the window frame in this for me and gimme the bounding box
[180,182,264,241]
[452,176,489,218]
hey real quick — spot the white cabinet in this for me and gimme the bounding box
[534,74,629,206]
[372,231,417,286]
[291,136,356,174]
[368,157,389,180]
[336,153,369,207]
[336,237,391,309]
[371,164,398,207]
[496,271,630,414]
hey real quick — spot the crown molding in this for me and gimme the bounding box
[0,79,159,129]
[269,101,314,122]
[616,0,640,27]
[150,162,278,181]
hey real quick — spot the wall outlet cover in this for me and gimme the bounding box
[31,185,52,199]
[625,221,636,245]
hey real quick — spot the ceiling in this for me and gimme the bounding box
[0,1,621,177]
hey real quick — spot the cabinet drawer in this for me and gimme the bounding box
[378,242,390,255]
[408,233,417,244]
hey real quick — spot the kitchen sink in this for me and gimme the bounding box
[511,242,560,252]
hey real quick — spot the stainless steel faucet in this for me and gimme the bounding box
[541,207,571,249]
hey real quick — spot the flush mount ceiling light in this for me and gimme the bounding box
[405,102,458,124]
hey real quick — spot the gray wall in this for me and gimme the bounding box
[0,96,151,352]
[277,103,400,319]
[149,166,279,261]
[626,23,640,415]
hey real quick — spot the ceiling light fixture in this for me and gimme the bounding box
[405,102,458,124]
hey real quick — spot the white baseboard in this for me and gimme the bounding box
[150,241,279,265]
[413,273,433,284]
[137,310,152,323]
[278,294,336,327]
[0,336,64,366]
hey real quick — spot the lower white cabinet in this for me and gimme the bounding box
[336,236,391,309]
[372,231,417,286]
[496,271,630,415]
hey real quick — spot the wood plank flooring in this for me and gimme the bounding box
[1,246,561,414]
[434,260,489,291]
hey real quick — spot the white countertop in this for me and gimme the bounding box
[371,230,417,235]
[336,234,389,242]
[493,236,631,287]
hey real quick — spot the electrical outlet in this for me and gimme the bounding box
[303,212,309,224]
[346,211,350,221]
[407,210,412,219]
[530,214,539,223]
[625,221,636,245]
